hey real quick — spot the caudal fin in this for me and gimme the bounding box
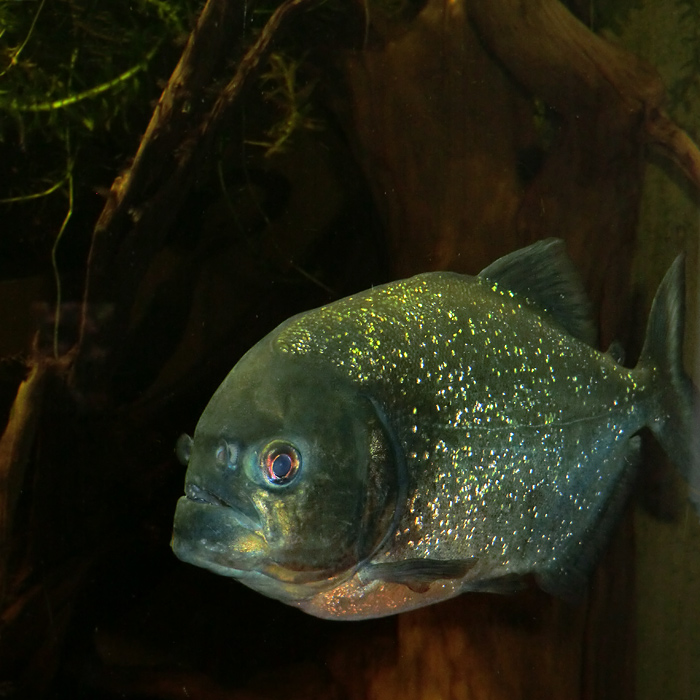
[639,255,700,513]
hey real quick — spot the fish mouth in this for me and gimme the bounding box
[184,482,262,532]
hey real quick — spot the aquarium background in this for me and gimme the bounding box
[0,0,698,698]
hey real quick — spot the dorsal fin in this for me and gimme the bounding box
[478,238,597,346]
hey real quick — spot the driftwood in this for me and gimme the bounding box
[0,0,698,696]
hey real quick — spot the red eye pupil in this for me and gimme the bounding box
[271,453,293,479]
[263,442,300,485]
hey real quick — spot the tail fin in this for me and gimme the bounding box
[639,255,700,513]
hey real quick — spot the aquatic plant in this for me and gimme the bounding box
[0,0,198,205]
[246,52,323,156]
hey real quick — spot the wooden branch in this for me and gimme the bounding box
[72,0,322,400]
[467,0,700,194]
[461,0,700,341]
[82,0,241,301]
[467,0,663,118]
[646,109,700,192]
[334,1,647,697]
[0,359,49,608]
[72,0,243,395]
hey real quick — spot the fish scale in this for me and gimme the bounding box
[274,273,643,581]
[172,239,698,619]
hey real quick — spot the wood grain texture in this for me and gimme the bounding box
[330,0,682,696]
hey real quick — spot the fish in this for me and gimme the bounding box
[171,239,699,620]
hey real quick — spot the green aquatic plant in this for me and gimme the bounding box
[0,0,202,360]
[0,0,196,141]
[246,52,324,156]
[0,0,203,227]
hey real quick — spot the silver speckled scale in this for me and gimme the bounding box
[276,271,646,618]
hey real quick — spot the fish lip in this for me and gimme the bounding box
[184,482,262,532]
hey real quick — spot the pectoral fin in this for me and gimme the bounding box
[361,558,478,593]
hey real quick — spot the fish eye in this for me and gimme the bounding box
[261,441,301,486]
[175,434,193,465]
[215,439,238,469]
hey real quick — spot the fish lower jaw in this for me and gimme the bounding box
[171,529,264,574]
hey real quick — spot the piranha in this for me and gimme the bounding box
[172,239,699,620]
